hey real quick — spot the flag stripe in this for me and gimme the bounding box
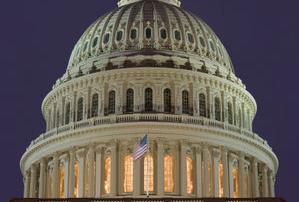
[133,134,148,160]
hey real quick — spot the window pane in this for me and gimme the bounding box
[59,166,65,198]
[145,28,152,39]
[182,90,189,114]
[233,167,239,198]
[74,161,79,197]
[77,98,83,121]
[109,91,116,114]
[219,161,224,197]
[126,89,134,113]
[160,28,167,40]
[123,155,133,192]
[91,94,99,117]
[164,89,171,113]
[145,88,153,112]
[164,155,174,192]
[116,30,123,41]
[186,156,193,194]
[187,33,194,43]
[65,103,71,124]
[144,155,154,192]
[199,93,206,117]
[215,97,221,121]
[104,157,112,194]
[103,33,110,44]
[174,30,181,41]
[130,29,138,40]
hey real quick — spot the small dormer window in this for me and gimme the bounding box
[187,33,194,43]
[145,27,152,39]
[174,30,181,41]
[160,28,167,40]
[130,28,138,40]
[103,33,110,44]
[92,37,99,48]
[116,30,123,42]
[199,37,206,47]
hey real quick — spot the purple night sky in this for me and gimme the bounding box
[0,0,298,201]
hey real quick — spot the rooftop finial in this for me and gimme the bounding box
[118,0,181,7]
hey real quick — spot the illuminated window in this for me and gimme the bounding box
[145,88,153,112]
[199,93,207,117]
[228,102,233,124]
[108,91,116,114]
[74,161,79,197]
[144,155,154,192]
[244,168,249,197]
[65,102,71,124]
[164,88,171,113]
[214,97,221,121]
[219,161,224,197]
[126,89,134,113]
[208,161,212,196]
[123,155,133,193]
[233,167,239,198]
[77,97,84,121]
[182,90,189,114]
[91,93,99,118]
[104,156,112,194]
[164,155,174,192]
[186,156,194,194]
[59,166,65,198]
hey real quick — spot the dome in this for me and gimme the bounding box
[61,0,235,86]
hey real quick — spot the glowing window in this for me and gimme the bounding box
[92,37,99,48]
[126,89,134,113]
[74,161,79,197]
[103,33,110,44]
[144,155,154,192]
[164,88,171,113]
[199,37,206,47]
[59,166,65,198]
[77,97,84,121]
[219,161,224,197]
[164,155,174,192]
[91,93,99,118]
[65,102,71,124]
[130,28,138,40]
[232,167,239,198]
[116,30,123,41]
[182,90,189,114]
[208,160,212,196]
[123,155,133,193]
[199,93,207,117]
[186,156,194,194]
[145,28,152,39]
[228,102,233,124]
[214,97,221,121]
[174,30,181,41]
[160,28,167,40]
[108,91,116,114]
[104,156,112,194]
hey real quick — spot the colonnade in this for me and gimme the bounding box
[23,140,275,198]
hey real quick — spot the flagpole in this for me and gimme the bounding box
[146,130,149,198]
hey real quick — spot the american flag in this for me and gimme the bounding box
[133,134,148,160]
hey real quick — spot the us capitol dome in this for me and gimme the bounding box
[21,0,278,199]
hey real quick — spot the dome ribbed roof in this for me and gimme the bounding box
[62,0,234,84]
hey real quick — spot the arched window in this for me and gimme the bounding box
[145,88,153,112]
[130,28,138,40]
[160,28,167,40]
[228,102,233,124]
[65,103,71,125]
[186,156,194,194]
[214,97,221,121]
[108,91,116,114]
[145,27,152,39]
[126,89,134,113]
[238,108,242,128]
[123,155,133,193]
[74,161,79,197]
[164,155,174,192]
[91,93,99,118]
[182,90,189,114]
[199,93,207,117]
[77,97,83,121]
[59,165,65,198]
[144,154,154,192]
[164,88,171,113]
[116,30,123,42]
[104,156,112,194]
[174,30,181,41]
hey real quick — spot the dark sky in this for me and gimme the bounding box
[0,0,298,201]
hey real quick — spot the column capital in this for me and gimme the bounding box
[96,144,106,153]
[59,153,69,163]
[229,153,238,165]
[76,148,86,159]
[263,164,269,172]
[212,148,221,160]
[30,164,37,173]
[221,146,228,154]
[238,151,245,159]
[192,144,202,153]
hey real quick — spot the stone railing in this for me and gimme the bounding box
[10,197,286,202]
[27,113,270,151]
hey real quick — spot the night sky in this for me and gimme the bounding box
[0,0,298,201]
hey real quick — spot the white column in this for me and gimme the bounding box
[238,152,245,197]
[76,149,86,197]
[38,159,46,198]
[52,153,60,198]
[29,165,37,198]
[24,171,30,198]
[262,165,269,197]
[212,149,221,197]
[60,154,69,198]
[68,150,75,198]
[95,145,104,198]
[195,145,202,197]
[202,145,210,197]
[157,140,164,196]
[133,153,141,196]
[180,142,187,196]
[221,148,229,197]
[252,158,260,197]
[269,170,275,197]
[87,146,95,197]
[110,142,118,196]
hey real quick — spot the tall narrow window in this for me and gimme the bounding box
[77,97,83,121]
[59,166,65,198]
[74,161,79,197]
[219,161,224,197]
[108,91,116,114]
[123,155,133,193]
[144,154,154,192]
[145,27,152,39]
[186,156,194,194]
[164,155,174,192]
[232,166,239,198]
[145,88,153,112]
[199,93,206,117]
[56,110,60,127]
[65,103,70,125]
[214,97,221,121]
[164,88,171,113]
[126,89,134,113]
[182,90,189,114]
[228,102,233,124]
[238,108,242,128]
[91,93,99,118]
[104,156,112,194]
